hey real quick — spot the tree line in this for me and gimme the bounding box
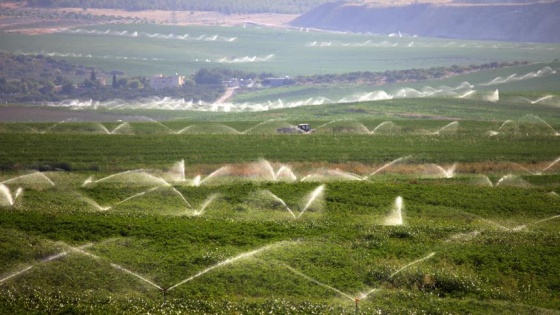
[0,52,530,104]
[294,61,529,85]
[0,53,229,103]
[0,52,279,103]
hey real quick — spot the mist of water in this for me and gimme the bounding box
[383,196,404,226]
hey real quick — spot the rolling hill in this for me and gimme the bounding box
[291,1,560,43]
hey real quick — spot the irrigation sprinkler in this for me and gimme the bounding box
[354,297,360,315]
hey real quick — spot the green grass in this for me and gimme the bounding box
[1,177,559,314]
[0,119,558,313]
[233,61,560,104]
[0,132,559,171]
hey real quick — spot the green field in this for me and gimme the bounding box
[232,61,560,104]
[1,114,559,313]
[1,161,560,314]
[2,20,560,315]
[3,24,559,77]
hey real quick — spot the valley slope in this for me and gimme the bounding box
[292,1,560,43]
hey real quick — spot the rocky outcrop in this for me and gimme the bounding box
[291,1,560,43]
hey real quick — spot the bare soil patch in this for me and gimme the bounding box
[0,1,297,35]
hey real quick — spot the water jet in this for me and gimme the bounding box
[298,185,325,218]
[1,172,55,187]
[194,166,231,186]
[431,121,459,135]
[111,263,163,291]
[167,241,289,291]
[192,194,219,216]
[167,160,186,182]
[389,252,436,279]
[369,156,411,176]
[115,187,161,206]
[383,196,404,226]
[427,163,457,178]
[259,190,296,218]
[0,184,23,206]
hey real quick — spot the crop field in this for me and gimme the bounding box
[1,15,560,315]
[232,61,560,105]
[1,113,560,314]
[2,24,560,77]
[1,156,560,314]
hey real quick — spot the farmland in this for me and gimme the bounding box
[2,24,559,78]
[1,110,559,314]
[1,160,560,314]
[1,16,560,315]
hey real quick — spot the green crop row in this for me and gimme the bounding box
[0,132,558,171]
[1,179,559,314]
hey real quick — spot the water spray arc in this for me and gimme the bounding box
[369,156,411,176]
[192,166,231,186]
[192,194,220,216]
[431,121,459,135]
[261,190,297,218]
[429,163,457,178]
[110,263,164,291]
[166,241,290,292]
[1,172,55,187]
[298,185,325,218]
[86,170,172,187]
[0,243,93,285]
[282,251,436,310]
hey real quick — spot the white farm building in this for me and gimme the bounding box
[149,74,185,90]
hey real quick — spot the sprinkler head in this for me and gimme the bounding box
[354,297,360,303]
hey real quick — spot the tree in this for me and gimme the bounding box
[61,82,74,94]
[117,78,128,88]
[39,81,55,94]
[127,79,143,89]
[82,78,97,88]
[90,69,97,82]
[193,68,223,85]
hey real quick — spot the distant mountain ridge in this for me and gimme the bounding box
[291,1,560,43]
